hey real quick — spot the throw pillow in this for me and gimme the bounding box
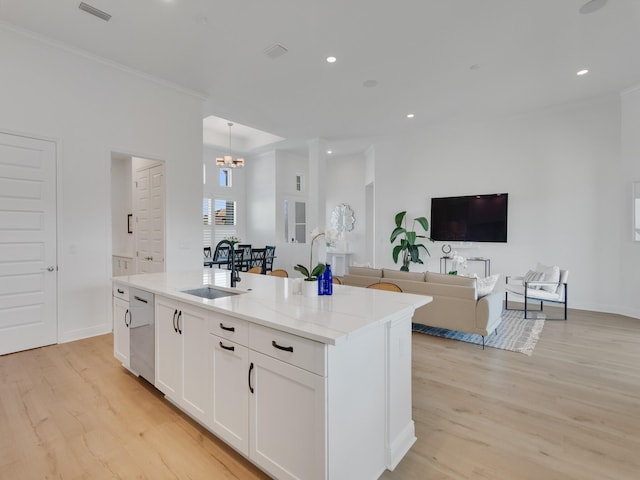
[535,263,560,293]
[524,269,545,289]
[476,274,499,298]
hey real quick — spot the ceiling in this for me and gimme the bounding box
[2,0,639,151]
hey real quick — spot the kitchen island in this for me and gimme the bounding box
[112,269,431,480]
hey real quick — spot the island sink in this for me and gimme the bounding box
[180,286,241,300]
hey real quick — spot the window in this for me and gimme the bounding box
[284,198,306,243]
[219,168,232,187]
[203,197,237,247]
[295,174,304,192]
[214,199,236,225]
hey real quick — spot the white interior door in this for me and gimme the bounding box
[135,164,165,273]
[0,132,57,355]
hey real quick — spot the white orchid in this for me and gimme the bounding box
[448,252,467,275]
[294,228,326,281]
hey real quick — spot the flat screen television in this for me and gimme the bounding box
[430,193,508,243]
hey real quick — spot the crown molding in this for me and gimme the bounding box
[0,21,207,101]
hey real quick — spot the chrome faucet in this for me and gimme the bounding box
[217,240,241,288]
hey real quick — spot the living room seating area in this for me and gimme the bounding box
[342,267,503,346]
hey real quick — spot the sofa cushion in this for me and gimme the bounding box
[426,271,476,288]
[382,269,426,282]
[342,274,382,288]
[348,266,383,278]
[524,269,545,289]
[535,263,560,293]
[476,274,500,298]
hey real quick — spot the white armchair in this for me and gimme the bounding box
[505,264,568,320]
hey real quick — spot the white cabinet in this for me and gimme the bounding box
[112,255,134,276]
[112,284,130,367]
[155,296,210,424]
[209,334,249,454]
[208,316,326,480]
[249,350,326,480]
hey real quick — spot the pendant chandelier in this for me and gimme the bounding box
[216,122,245,168]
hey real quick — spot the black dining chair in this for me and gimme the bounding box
[204,246,213,267]
[237,244,252,271]
[250,248,266,272]
[264,245,276,274]
[213,243,231,269]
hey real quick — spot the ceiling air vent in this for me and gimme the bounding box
[263,44,288,60]
[78,2,112,22]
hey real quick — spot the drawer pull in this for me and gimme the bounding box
[248,362,254,394]
[117,288,124,294]
[219,341,235,352]
[134,296,148,304]
[219,323,235,332]
[271,340,293,353]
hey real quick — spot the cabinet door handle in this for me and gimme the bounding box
[219,322,235,332]
[125,309,131,327]
[172,309,178,333]
[219,341,235,352]
[177,311,182,335]
[271,340,293,353]
[248,362,254,394]
[117,288,124,294]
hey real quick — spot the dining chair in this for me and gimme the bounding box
[367,282,402,292]
[269,269,288,278]
[247,266,263,274]
[264,245,276,274]
[332,277,342,285]
[213,243,231,269]
[250,248,266,271]
[237,244,252,271]
[204,246,213,267]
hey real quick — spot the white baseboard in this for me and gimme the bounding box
[59,323,112,344]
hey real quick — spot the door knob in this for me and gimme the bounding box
[42,266,56,272]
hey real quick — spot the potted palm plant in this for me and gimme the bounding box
[390,211,432,271]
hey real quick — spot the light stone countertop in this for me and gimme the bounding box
[113,269,431,345]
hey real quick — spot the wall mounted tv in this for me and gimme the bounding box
[430,193,508,243]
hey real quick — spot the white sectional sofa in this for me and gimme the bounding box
[343,267,503,339]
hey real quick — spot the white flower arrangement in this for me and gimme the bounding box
[448,252,467,275]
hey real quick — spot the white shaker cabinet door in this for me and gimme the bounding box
[113,296,130,368]
[154,297,181,400]
[209,335,249,454]
[249,350,326,480]
[180,303,210,423]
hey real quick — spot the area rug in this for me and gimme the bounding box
[412,310,545,355]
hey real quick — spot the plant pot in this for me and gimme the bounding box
[303,280,317,297]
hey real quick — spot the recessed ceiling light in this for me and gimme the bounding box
[579,0,608,15]
[577,69,589,76]
[326,56,337,64]
[407,114,415,119]
[327,150,333,155]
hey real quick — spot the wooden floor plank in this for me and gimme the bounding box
[1,308,639,479]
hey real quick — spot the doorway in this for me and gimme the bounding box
[111,154,165,276]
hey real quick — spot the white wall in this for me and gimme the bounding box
[326,153,366,266]
[369,95,628,315]
[0,26,204,342]
[620,87,640,318]
[110,157,133,257]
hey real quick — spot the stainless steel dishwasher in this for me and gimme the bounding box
[129,288,155,383]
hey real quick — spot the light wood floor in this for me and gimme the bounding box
[1,308,639,479]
